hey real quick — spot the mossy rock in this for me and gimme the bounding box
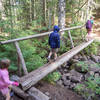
[71,62,88,73]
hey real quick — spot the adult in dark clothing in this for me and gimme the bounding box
[48,25,60,61]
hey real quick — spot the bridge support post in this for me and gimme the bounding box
[14,41,28,75]
[17,55,22,76]
[68,30,74,48]
[80,28,85,41]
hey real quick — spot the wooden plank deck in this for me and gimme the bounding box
[19,39,94,91]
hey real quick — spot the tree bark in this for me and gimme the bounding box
[14,41,28,75]
[12,86,29,100]
[43,0,46,26]
[28,87,49,100]
[32,0,35,19]
[0,0,5,20]
[58,0,66,35]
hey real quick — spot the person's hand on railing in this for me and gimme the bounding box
[12,82,19,86]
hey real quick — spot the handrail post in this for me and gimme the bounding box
[17,55,22,76]
[68,30,74,48]
[14,41,28,75]
[80,27,85,41]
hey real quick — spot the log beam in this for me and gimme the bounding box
[28,87,50,100]
[11,86,29,100]
[0,26,84,44]
[19,39,94,91]
[68,30,74,48]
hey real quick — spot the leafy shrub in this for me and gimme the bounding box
[77,61,89,72]
[83,42,99,55]
[74,76,100,99]
[44,71,61,84]
[74,84,85,94]
[0,44,17,72]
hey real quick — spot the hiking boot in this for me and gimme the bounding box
[54,57,57,61]
[47,57,51,62]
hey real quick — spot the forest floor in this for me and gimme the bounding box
[36,81,84,100]
[92,8,100,40]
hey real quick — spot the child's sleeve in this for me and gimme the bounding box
[48,34,51,45]
[57,34,60,48]
[2,71,13,86]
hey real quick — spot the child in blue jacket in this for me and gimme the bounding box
[48,25,60,61]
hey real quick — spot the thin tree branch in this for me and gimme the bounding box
[75,0,89,15]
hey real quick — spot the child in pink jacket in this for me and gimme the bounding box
[0,59,19,100]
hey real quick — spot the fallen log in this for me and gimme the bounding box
[19,39,94,91]
[28,87,50,100]
[12,86,29,100]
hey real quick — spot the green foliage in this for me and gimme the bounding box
[70,22,84,37]
[20,40,46,72]
[77,61,88,72]
[44,71,61,84]
[59,41,70,54]
[0,44,17,72]
[74,84,85,94]
[8,64,18,72]
[83,42,99,55]
[85,76,100,98]
[74,76,100,99]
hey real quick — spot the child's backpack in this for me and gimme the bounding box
[86,20,92,29]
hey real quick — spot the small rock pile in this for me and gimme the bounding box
[57,54,100,90]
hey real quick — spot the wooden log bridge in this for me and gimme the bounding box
[0,25,94,100]
[19,39,94,91]
[0,25,84,76]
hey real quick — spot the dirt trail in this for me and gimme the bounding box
[92,8,100,41]
[36,81,84,100]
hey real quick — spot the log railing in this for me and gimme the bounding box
[0,25,84,44]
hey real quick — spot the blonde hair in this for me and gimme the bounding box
[0,59,10,69]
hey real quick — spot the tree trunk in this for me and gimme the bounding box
[58,0,66,35]
[0,0,5,20]
[43,0,46,26]
[30,0,32,22]
[52,3,56,26]
[48,7,52,31]
[32,0,35,19]
[86,0,91,20]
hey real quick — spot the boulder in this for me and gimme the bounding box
[63,80,71,86]
[70,83,77,89]
[57,80,63,86]
[81,55,88,61]
[94,73,99,78]
[62,74,67,81]
[71,63,88,73]
[85,71,94,80]
[69,69,83,83]
[91,55,100,63]
[10,75,20,81]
